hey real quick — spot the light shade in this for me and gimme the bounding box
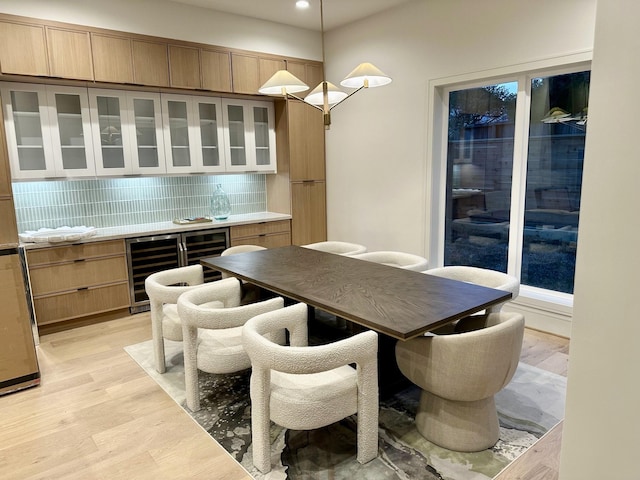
[340,62,392,89]
[541,107,571,123]
[304,81,348,106]
[258,70,309,95]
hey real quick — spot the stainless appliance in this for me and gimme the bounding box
[0,246,40,396]
[126,228,229,313]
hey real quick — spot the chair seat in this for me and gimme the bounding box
[270,365,357,430]
[196,325,250,374]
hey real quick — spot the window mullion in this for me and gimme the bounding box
[507,74,532,279]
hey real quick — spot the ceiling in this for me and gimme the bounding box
[168,0,413,31]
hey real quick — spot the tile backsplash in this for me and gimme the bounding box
[12,174,267,233]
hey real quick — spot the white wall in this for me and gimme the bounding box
[0,0,320,60]
[323,0,596,255]
[559,0,640,477]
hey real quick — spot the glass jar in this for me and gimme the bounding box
[210,184,231,220]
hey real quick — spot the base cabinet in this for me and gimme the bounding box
[26,239,129,330]
[230,220,291,248]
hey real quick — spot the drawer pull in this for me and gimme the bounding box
[77,287,89,291]
[74,258,86,263]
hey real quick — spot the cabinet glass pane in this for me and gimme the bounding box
[133,98,159,168]
[97,96,125,169]
[227,104,246,166]
[198,102,220,167]
[168,100,191,167]
[55,93,88,170]
[253,106,270,166]
[10,91,46,171]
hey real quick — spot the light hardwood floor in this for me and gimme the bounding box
[0,314,569,480]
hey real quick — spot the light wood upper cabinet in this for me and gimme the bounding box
[259,57,286,89]
[91,33,134,84]
[132,40,169,87]
[201,49,232,93]
[231,53,260,94]
[46,27,93,80]
[231,54,285,95]
[169,45,201,90]
[287,61,324,95]
[0,20,49,77]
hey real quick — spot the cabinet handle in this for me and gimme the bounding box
[74,258,86,263]
[302,180,315,183]
[77,287,89,291]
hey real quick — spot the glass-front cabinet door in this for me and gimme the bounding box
[1,84,54,179]
[162,93,225,174]
[127,92,166,174]
[222,99,276,173]
[89,89,166,175]
[2,83,94,179]
[88,89,130,175]
[46,86,95,177]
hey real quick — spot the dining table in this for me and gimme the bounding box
[201,245,512,341]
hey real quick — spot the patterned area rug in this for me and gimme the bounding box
[125,339,566,480]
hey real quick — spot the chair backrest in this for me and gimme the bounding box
[351,251,429,272]
[178,277,284,330]
[302,241,367,256]
[221,244,267,256]
[144,264,205,304]
[220,244,266,278]
[243,302,378,374]
[425,266,519,308]
[397,311,524,401]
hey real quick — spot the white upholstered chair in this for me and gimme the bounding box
[302,241,367,256]
[145,264,206,374]
[242,302,379,473]
[395,311,525,452]
[219,244,266,279]
[177,277,285,412]
[424,265,519,313]
[351,251,429,271]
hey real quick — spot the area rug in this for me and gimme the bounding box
[125,339,566,480]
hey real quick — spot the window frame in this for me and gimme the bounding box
[426,53,591,313]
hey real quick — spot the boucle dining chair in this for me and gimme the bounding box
[395,311,525,452]
[351,250,429,271]
[242,302,379,473]
[219,244,267,303]
[177,277,285,412]
[302,240,367,256]
[145,264,206,374]
[219,244,266,278]
[424,265,520,333]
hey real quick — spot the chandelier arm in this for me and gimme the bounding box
[328,85,365,111]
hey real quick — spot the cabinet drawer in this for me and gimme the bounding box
[27,240,125,266]
[30,256,128,295]
[231,232,291,249]
[33,282,130,325]
[230,220,290,240]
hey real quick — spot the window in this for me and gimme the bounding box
[440,68,590,296]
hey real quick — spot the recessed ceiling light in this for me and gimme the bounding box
[296,0,310,9]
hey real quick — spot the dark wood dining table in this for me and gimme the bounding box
[201,245,511,341]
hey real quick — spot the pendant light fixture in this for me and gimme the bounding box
[258,0,392,128]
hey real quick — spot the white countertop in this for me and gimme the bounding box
[21,212,291,249]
